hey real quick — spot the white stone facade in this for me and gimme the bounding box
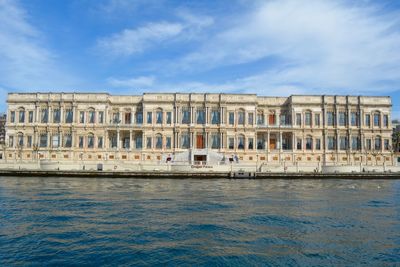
[3,93,394,166]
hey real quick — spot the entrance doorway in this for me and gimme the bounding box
[194,155,207,163]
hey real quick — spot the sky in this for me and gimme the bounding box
[1,0,400,117]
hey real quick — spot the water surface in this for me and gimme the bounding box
[1,177,399,266]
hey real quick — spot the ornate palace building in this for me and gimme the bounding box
[4,93,394,166]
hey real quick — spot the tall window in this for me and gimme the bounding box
[166,112,172,124]
[89,110,95,123]
[211,133,220,149]
[305,112,311,126]
[211,110,220,124]
[328,136,335,150]
[65,109,73,123]
[52,134,60,148]
[79,136,84,148]
[228,137,234,149]
[10,111,15,123]
[147,112,152,124]
[351,112,358,127]
[125,112,131,124]
[64,134,72,148]
[315,114,320,126]
[257,137,265,150]
[135,136,142,149]
[327,112,334,126]
[257,112,264,125]
[28,111,34,123]
[156,110,163,124]
[384,139,390,150]
[41,108,48,123]
[339,112,346,126]
[197,108,205,124]
[53,109,61,123]
[315,139,321,150]
[296,138,302,150]
[296,113,301,126]
[112,112,120,124]
[229,112,234,125]
[79,111,85,123]
[238,110,245,125]
[111,135,117,148]
[19,109,25,123]
[87,134,94,148]
[136,112,143,124]
[98,111,104,124]
[166,137,171,149]
[280,114,288,126]
[182,107,190,124]
[352,136,360,150]
[248,138,254,149]
[365,114,371,127]
[339,136,348,150]
[366,139,372,150]
[181,132,190,149]
[374,113,380,127]
[238,135,245,149]
[383,115,389,128]
[98,137,103,148]
[9,136,14,147]
[40,134,47,147]
[306,137,312,150]
[18,134,23,147]
[156,134,162,149]
[375,137,381,150]
[27,136,32,148]
[146,137,152,149]
[248,113,254,125]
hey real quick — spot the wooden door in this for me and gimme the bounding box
[269,138,276,149]
[196,134,204,149]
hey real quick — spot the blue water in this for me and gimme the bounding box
[1,177,400,266]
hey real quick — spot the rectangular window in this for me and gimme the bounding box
[211,110,220,124]
[316,139,321,150]
[64,134,72,148]
[89,110,95,123]
[166,137,171,149]
[146,112,152,124]
[181,108,190,124]
[248,113,254,125]
[351,112,358,127]
[296,113,301,126]
[269,114,275,125]
[65,109,73,123]
[197,109,205,124]
[211,133,220,149]
[146,137,152,149]
[29,111,34,123]
[339,112,346,126]
[41,109,48,123]
[125,112,131,124]
[156,135,162,149]
[366,139,372,150]
[257,113,264,125]
[135,136,142,149]
[98,137,103,148]
[40,134,47,147]
[384,139,389,150]
[383,115,389,128]
[339,136,348,150]
[156,111,163,124]
[79,136,84,148]
[111,136,117,148]
[19,110,25,123]
[181,133,190,149]
[315,114,320,126]
[305,112,311,126]
[27,136,32,148]
[88,136,94,148]
[238,136,245,149]
[79,111,85,123]
[296,138,302,150]
[112,112,119,124]
[248,137,254,149]
[18,135,23,147]
[351,136,360,150]
[229,112,234,125]
[166,112,172,124]
[52,134,60,148]
[365,114,371,127]
[327,112,334,126]
[306,137,312,150]
[136,112,143,124]
[53,109,61,123]
[328,136,335,150]
[228,137,234,149]
[10,111,15,123]
[98,111,104,124]
[9,136,14,147]
[238,111,245,125]
[375,137,381,150]
[374,113,380,127]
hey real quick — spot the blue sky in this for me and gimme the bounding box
[1,0,400,118]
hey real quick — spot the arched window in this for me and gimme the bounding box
[88,108,95,123]
[305,111,312,126]
[374,112,381,127]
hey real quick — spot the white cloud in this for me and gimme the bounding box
[107,76,155,87]
[0,0,78,90]
[173,0,400,94]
